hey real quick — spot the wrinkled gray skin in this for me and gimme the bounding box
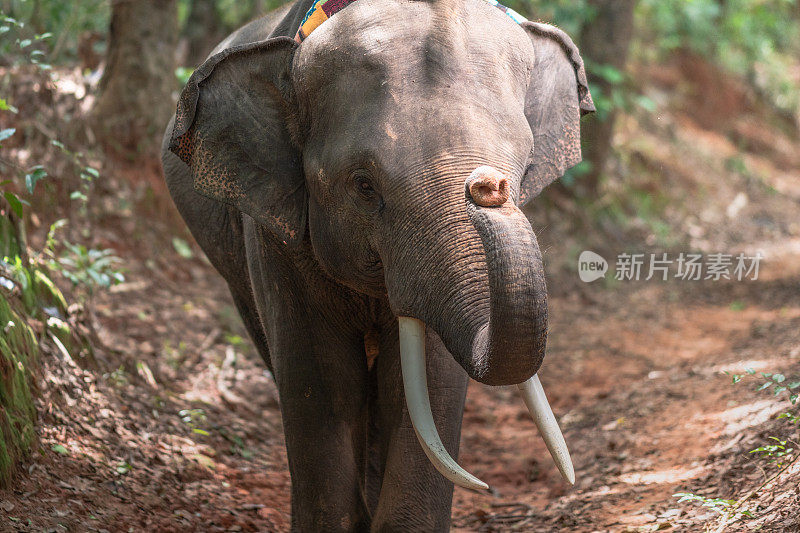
[161,0,593,530]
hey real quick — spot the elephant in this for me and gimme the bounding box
[161,0,593,530]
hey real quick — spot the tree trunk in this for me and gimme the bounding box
[577,0,636,196]
[184,0,224,67]
[252,0,269,18]
[92,0,178,159]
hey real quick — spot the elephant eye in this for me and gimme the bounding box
[358,179,374,194]
[352,172,376,198]
[348,169,383,213]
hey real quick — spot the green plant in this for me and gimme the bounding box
[45,139,104,220]
[219,428,253,459]
[727,369,800,406]
[69,166,99,215]
[750,437,795,466]
[179,408,210,436]
[0,13,53,70]
[2,1,109,62]
[675,367,800,530]
[1,13,99,225]
[0,287,39,484]
[104,366,128,387]
[171,237,194,259]
[0,3,115,488]
[164,340,188,370]
[43,220,124,300]
[0,205,49,485]
[673,493,753,522]
[115,460,132,475]
[777,411,800,425]
[500,0,590,36]
[51,443,69,456]
[175,66,194,86]
[0,128,30,223]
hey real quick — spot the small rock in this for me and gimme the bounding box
[239,504,265,511]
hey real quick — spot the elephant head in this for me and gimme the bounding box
[170,0,593,489]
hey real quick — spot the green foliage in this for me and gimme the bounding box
[103,365,128,387]
[50,443,69,455]
[2,190,26,219]
[175,66,194,86]
[0,288,39,485]
[637,0,800,115]
[777,411,800,425]
[0,97,18,113]
[40,220,123,301]
[726,368,800,405]
[179,408,211,436]
[0,196,109,486]
[0,209,43,485]
[1,0,108,62]
[638,0,800,63]
[219,428,254,458]
[179,0,290,26]
[215,0,267,29]
[172,237,194,259]
[0,5,121,484]
[0,127,27,223]
[673,493,753,521]
[71,165,99,216]
[502,0,590,36]
[750,437,795,465]
[728,369,800,446]
[24,166,47,194]
[46,240,124,297]
[1,14,56,224]
[676,367,800,526]
[115,460,132,475]
[38,140,104,220]
[0,209,21,261]
[4,255,66,316]
[0,12,53,70]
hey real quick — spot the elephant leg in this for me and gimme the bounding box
[370,326,469,532]
[364,365,383,515]
[244,221,372,532]
[270,326,372,532]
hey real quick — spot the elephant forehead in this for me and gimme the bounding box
[307,85,528,146]
[292,0,534,102]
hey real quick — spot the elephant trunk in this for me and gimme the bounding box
[460,172,548,386]
[382,165,573,489]
[384,166,548,387]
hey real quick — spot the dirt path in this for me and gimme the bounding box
[2,221,798,532]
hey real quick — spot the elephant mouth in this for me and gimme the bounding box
[398,316,574,490]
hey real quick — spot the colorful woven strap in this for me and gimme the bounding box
[294,0,527,42]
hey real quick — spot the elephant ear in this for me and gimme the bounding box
[169,37,306,246]
[519,21,595,204]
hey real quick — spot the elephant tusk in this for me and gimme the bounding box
[517,375,575,484]
[398,317,489,491]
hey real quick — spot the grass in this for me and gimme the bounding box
[0,290,39,485]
